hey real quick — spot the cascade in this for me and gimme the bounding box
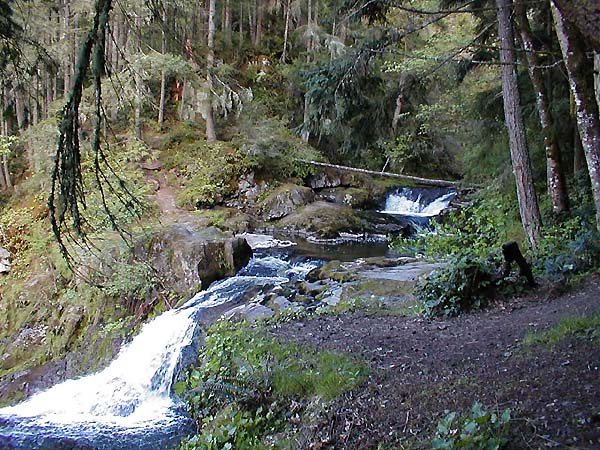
[0,248,318,450]
[380,187,456,217]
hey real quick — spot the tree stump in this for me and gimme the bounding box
[496,241,535,286]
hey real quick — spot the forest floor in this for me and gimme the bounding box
[271,273,600,449]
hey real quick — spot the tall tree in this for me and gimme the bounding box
[514,2,568,213]
[552,1,600,231]
[205,0,217,143]
[496,0,542,250]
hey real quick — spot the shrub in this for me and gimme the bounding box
[394,187,518,260]
[166,141,246,209]
[535,216,600,282]
[233,115,323,181]
[431,402,511,449]
[415,254,496,318]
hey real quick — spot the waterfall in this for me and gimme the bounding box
[380,187,456,217]
[0,249,318,450]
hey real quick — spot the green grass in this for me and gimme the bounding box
[178,318,368,449]
[523,313,600,346]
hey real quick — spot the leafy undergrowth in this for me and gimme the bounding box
[429,402,511,450]
[523,312,600,346]
[177,318,366,449]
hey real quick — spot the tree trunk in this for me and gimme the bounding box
[205,0,217,143]
[255,0,263,48]
[281,0,291,62]
[224,0,231,45]
[134,14,143,140]
[299,160,458,187]
[496,0,542,250]
[62,0,71,98]
[515,2,569,213]
[301,0,313,143]
[594,51,600,111]
[158,8,167,130]
[552,1,600,231]
[239,2,244,52]
[13,82,26,130]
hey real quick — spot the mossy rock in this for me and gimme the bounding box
[260,183,316,221]
[275,201,367,238]
[318,187,373,209]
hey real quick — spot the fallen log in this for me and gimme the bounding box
[298,159,459,188]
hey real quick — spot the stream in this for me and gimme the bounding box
[0,187,455,450]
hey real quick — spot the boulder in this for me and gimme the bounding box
[318,187,372,208]
[275,201,368,238]
[261,183,316,221]
[228,171,269,207]
[306,168,343,189]
[134,225,253,297]
[223,303,275,322]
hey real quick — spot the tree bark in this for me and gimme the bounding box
[301,0,313,143]
[254,0,263,49]
[13,82,26,130]
[281,0,291,62]
[62,0,71,98]
[224,0,232,45]
[594,51,600,111]
[205,0,217,143]
[515,2,569,213]
[552,1,600,231]
[134,14,143,140]
[158,8,167,130]
[496,0,542,250]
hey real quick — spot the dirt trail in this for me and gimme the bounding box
[149,172,204,225]
[271,274,600,449]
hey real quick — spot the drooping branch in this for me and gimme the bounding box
[49,0,122,265]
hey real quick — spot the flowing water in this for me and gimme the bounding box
[380,187,456,217]
[0,250,319,450]
[0,187,455,449]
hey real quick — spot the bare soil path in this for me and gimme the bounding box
[271,274,600,449]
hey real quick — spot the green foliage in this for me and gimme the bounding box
[102,260,157,301]
[431,402,511,449]
[523,313,600,346]
[535,216,600,282]
[394,188,518,260]
[415,253,495,318]
[181,405,271,450]
[234,115,323,180]
[0,197,52,278]
[80,139,153,231]
[164,140,245,209]
[179,318,366,449]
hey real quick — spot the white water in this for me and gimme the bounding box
[380,190,455,217]
[0,251,318,443]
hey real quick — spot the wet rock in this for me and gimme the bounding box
[319,286,343,306]
[268,296,293,311]
[261,183,316,220]
[223,303,275,322]
[134,225,253,297]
